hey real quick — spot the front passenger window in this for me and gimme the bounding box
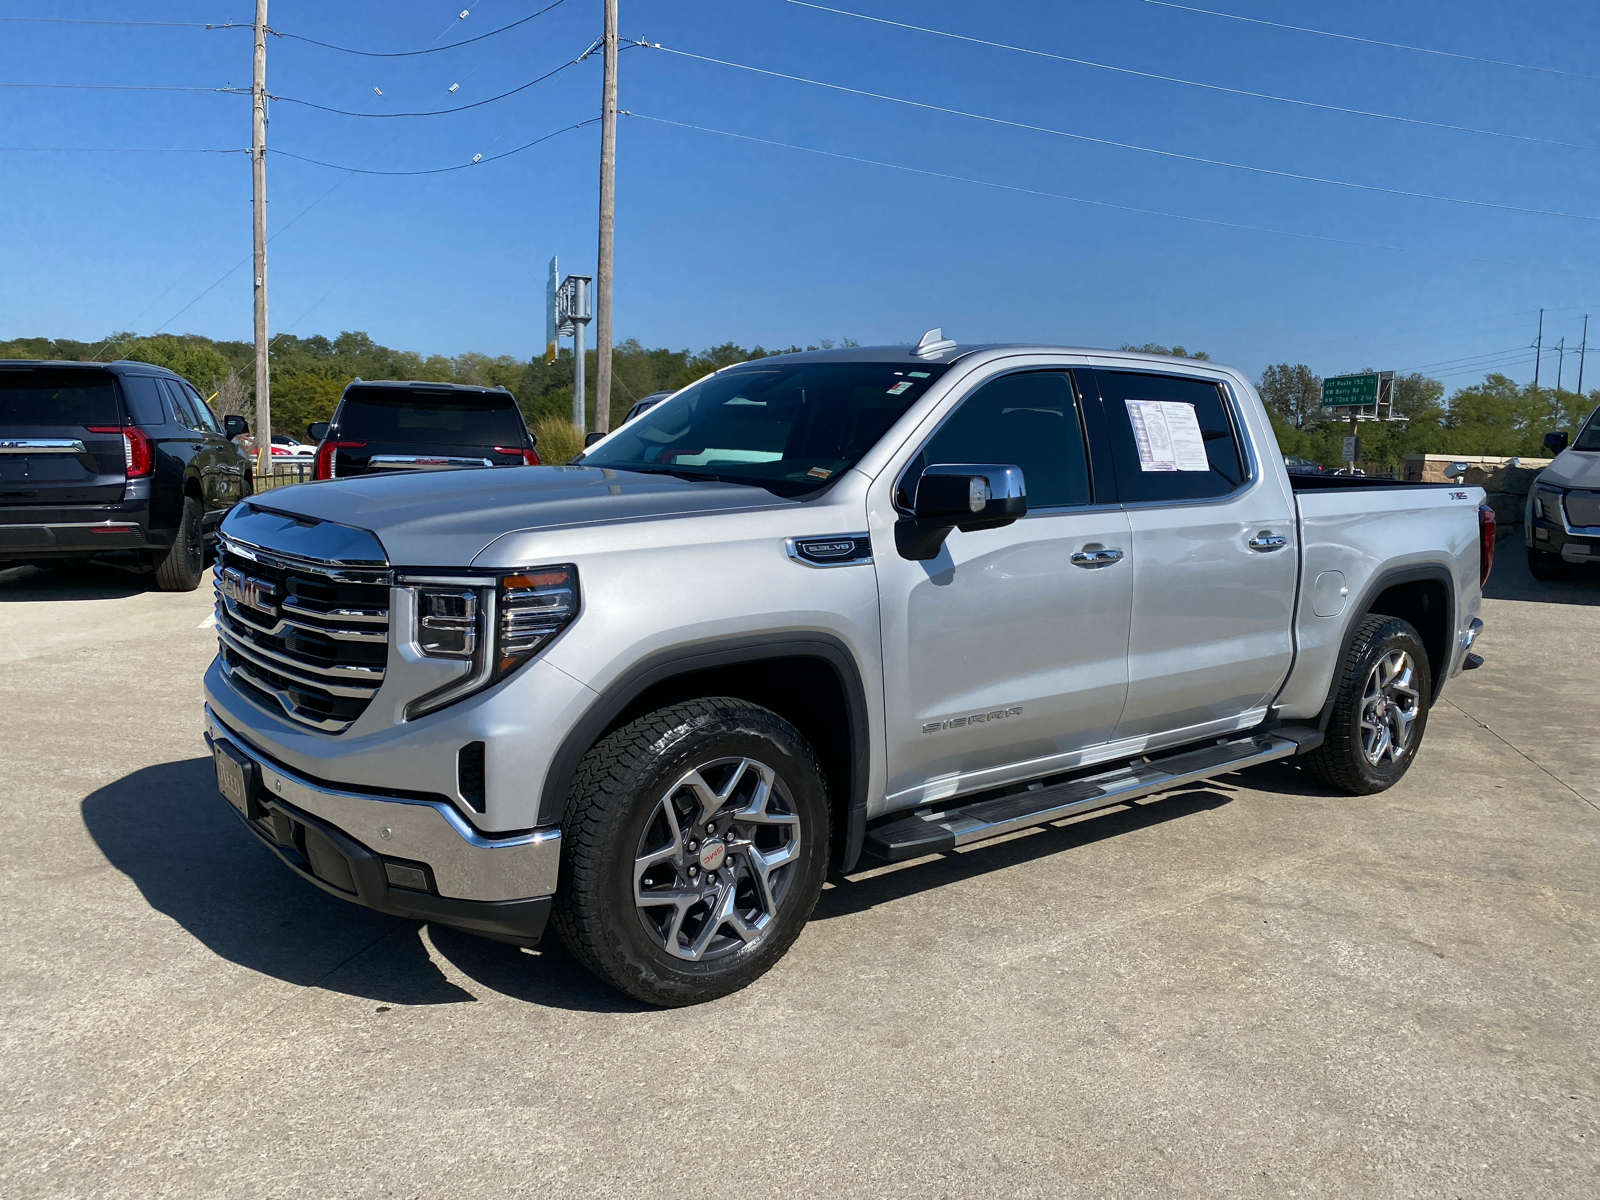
[905,370,1091,509]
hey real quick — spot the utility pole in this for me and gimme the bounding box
[251,0,271,475]
[1579,315,1589,397]
[1533,307,1544,390]
[592,0,618,435]
[1555,337,1565,394]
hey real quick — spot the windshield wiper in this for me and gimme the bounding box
[615,465,722,483]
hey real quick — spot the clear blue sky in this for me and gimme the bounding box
[4,0,1600,390]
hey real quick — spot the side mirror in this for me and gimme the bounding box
[223,415,248,439]
[584,431,606,447]
[307,422,331,442]
[1544,431,1570,455]
[895,463,1027,560]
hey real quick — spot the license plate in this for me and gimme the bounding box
[213,739,261,819]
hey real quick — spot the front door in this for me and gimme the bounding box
[1091,368,1297,744]
[872,367,1133,810]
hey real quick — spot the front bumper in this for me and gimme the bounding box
[205,705,561,946]
[1529,489,1600,563]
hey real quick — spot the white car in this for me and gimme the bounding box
[268,435,316,462]
[1527,405,1600,578]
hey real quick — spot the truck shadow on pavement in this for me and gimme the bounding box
[0,563,152,601]
[818,784,1240,920]
[80,756,646,1014]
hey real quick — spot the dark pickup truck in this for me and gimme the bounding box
[308,380,540,480]
[0,360,252,589]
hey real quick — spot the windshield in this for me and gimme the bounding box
[336,387,526,446]
[1574,405,1600,452]
[579,360,951,496]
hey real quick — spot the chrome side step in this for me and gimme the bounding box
[864,726,1324,863]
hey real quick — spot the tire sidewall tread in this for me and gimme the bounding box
[552,697,831,1007]
[1304,613,1431,795]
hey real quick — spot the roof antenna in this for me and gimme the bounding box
[913,328,957,357]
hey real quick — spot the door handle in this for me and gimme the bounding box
[1071,547,1124,568]
[1248,532,1288,552]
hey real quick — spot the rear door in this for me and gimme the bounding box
[176,379,246,512]
[1091,368,1297,744]
[156,378,210,503]
[0,367,128,508]
[330,387,531,476]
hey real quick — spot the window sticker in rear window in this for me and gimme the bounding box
[1124,399,1210,472]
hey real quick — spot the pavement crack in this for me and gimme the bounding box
[1444,697,1598,813]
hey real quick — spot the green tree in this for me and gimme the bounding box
[1258,363,1322,429]
[1119,343,1210,360]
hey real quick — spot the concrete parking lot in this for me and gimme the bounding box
[1,536,1595,1198]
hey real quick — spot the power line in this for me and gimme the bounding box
[267,116,599,174]
[270,51,587,117]
[270,0,569,57]
[650,44,1600,225]
[627,113,1581,276]
[1139,1,1600,84]
[0,146,245,153]
[0,82,245,94]
[781,0,1600,153]
[0,17,213,28]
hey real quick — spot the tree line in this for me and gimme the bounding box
[2,332,1593,470]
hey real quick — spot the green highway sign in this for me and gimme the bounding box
[1322,373,1380,407]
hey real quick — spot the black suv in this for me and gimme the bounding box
[0,360,252,590]
[308,380,539,480]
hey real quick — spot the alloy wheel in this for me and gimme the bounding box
[1359,649,1420,767]
[632,756,801,962]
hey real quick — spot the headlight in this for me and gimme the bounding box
[1533,486,1563,523]
[403,565,578,719]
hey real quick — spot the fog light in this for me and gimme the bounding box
[383,860,431,892]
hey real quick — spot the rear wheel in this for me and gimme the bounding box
[552,697,831,1006]
[153,495,206,591]
[1303,614,1431,795]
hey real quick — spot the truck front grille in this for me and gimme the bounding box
[1564,489,1600,529]
[215,533,391,733]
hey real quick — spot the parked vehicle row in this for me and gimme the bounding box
[199,336,1495,1006]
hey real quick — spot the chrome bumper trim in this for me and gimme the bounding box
[205,705,561,901]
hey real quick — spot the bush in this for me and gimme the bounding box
[533,417,585,465]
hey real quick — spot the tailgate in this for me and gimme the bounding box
[0,368,128,507]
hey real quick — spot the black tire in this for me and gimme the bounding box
[1527,546,1570,581]
[153,495,206,592]
[1303,614,1431,795]
[552,697,831,1006]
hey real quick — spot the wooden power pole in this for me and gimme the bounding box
[252,0,271,473]
[593,0,618,434]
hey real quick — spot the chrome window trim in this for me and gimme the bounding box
[1089,366,1260,511]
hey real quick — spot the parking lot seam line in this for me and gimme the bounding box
[1443,698,1599,812]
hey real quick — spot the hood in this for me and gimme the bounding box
[241,465,798,566]
[1537,448,1600,490]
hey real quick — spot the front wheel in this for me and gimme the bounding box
[1527,546,1571,581]
[552,697,831,1006]
[1303,614,1431,795]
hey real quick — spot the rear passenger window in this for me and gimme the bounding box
[903,370,1092,510]
[182,381,222,432]
[160,379,199,430]
[120,376,168,426]
[1095,370,1245,502]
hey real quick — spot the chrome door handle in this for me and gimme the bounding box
[1248,533,1288,552]
[1071,547,1124,568]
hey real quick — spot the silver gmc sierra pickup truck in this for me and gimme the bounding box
[203,335,1494,1005]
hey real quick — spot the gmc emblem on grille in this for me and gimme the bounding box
[220,567,277,617]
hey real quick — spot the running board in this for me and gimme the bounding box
[863,726,1324,863]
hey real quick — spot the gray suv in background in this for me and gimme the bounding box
[202,337,1491,1005]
